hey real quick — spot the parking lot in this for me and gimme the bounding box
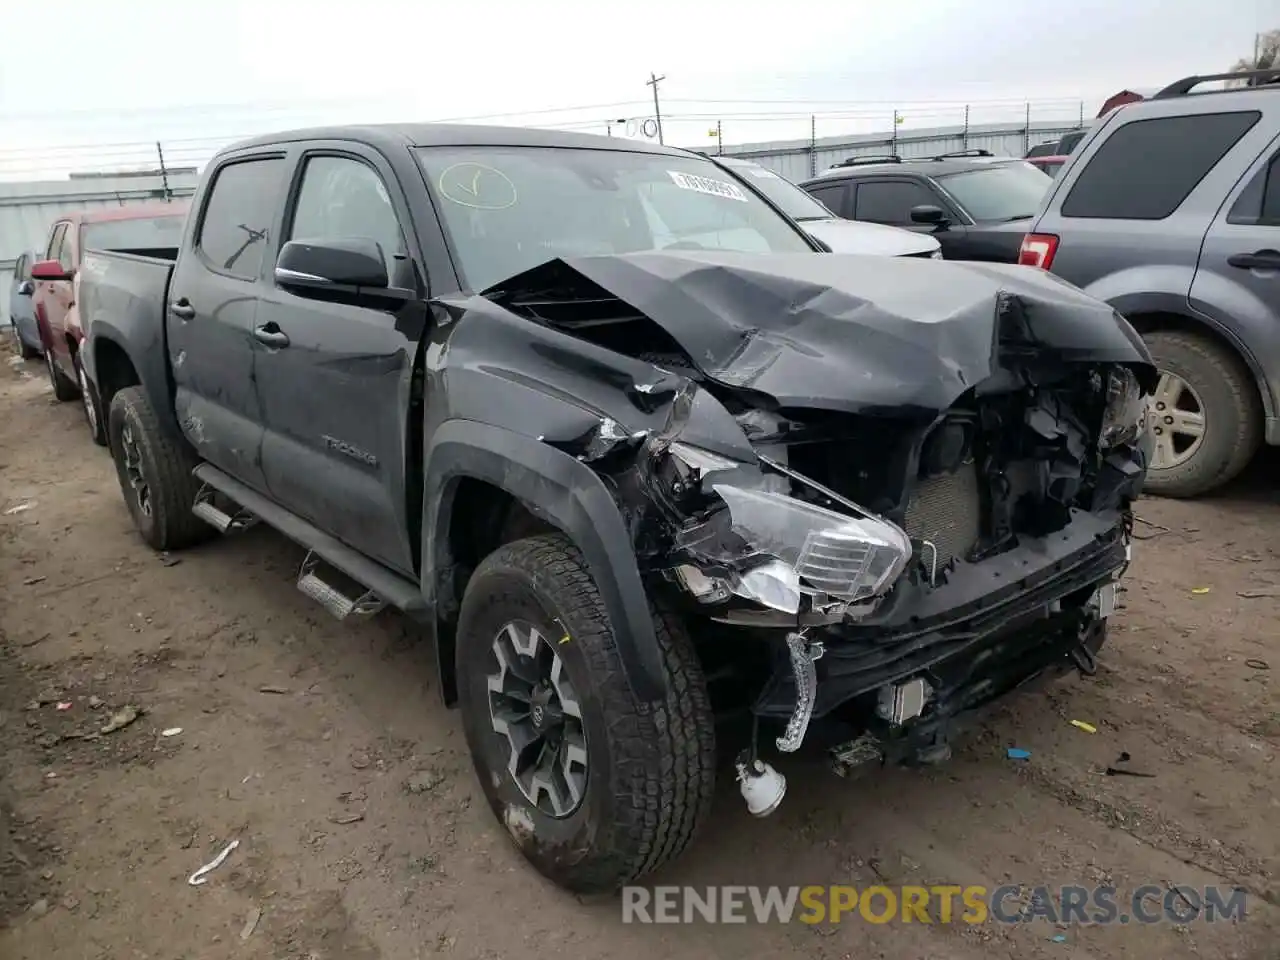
[0,348,1276,959]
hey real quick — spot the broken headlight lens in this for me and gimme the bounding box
[1100,367,1148,449]
[712,484,911,608]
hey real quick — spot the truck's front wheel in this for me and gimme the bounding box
[456,534,716,894]
[106,387,211,551]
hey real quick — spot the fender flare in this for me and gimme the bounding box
[422,419,667,705]
[86,321,184,442]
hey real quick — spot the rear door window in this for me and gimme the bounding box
[852,179,938,225]
[1227,149,1280,226]
[804,182,849,217]
[1061,112,1260,220]
[197,157,286,280]
[14,253,29,280]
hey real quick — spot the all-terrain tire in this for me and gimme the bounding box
[19,338,40,360]
[46,348,79,402]
[1143,330,1262,498]
[457,533,716,894]
[74,352,107,447]
[107,387,212,551]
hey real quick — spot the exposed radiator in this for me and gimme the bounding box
[903,462,982,569]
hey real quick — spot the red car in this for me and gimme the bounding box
[30,202,189,442]
[1026,154,1070,178]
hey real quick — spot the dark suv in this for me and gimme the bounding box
[1021,69,1280,497]
[799,151,1054,262]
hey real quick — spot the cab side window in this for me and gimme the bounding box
[288,156,409,285]
[198,158,285,280]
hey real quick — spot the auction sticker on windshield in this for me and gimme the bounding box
[668,171,748,202]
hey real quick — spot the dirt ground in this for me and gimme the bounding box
[0,345,1276,960]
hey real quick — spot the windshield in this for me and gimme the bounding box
[416,146,813,291]
[725,163,833,220]
[936,162,1052,222]
[82,214,186,253]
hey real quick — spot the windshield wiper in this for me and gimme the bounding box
[998,214,1034,222]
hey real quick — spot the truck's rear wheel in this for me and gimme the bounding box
[106,387,211,551]
[456,533,715,894]
[1143,330,1261,498]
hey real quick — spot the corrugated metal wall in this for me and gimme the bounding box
[1,171,198,299]
[711,120,1083,182]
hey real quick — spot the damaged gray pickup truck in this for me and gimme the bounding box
[79,123,1155,894]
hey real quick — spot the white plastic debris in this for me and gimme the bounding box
[4,502,34,515]
[161,727,183,737]
[187,839,239,886]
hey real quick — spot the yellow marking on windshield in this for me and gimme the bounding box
[437,162,518,210]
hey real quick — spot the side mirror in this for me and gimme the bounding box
[910,205,949,227]
[274,238,389,291]
[17,280,34,297]
[30,259,74,282]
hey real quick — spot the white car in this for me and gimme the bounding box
[715,156,943,259]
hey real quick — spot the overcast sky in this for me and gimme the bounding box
[0,0,1274,178]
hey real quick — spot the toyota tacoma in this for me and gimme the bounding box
[78,123,1154,894]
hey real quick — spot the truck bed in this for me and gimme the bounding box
[78,248,176,346]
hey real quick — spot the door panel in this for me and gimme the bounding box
[169,156,286,493]
[37,223,74,364]
[1190,135,1280,406]
[254,151,425,575]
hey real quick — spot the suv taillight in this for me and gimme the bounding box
[1018,233,1059,270]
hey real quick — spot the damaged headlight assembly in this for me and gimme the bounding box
[667,443,912,617]
[1100,367,1149,449]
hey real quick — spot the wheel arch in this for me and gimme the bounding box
[1118,302,1272,427]
[422,420,667,708]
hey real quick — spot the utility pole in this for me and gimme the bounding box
[156,141,171,201]
[962,104,970,149]
[715,120,722,155]
[647,72,666,144]
[1023,102,1031,155]
[809,115,816,177]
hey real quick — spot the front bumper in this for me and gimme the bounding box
[753,509,1127,727]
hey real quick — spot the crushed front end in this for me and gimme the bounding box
[645,357,1150,773]
[473,251,1155,799]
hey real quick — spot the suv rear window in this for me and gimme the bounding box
[1061,111,1260,220]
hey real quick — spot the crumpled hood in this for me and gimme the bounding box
[494,251,1154,416]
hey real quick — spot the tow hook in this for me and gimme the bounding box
[776,632,824,753]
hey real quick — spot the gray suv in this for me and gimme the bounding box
[1021,69,1280,497]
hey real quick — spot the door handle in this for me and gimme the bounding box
[253,324,290,348]
[1227,249,1280,271]
[169,299,196,320]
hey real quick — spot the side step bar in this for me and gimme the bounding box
[191,463,427,620]
[192,483,259,533]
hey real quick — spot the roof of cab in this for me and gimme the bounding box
[222,123,701,159]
